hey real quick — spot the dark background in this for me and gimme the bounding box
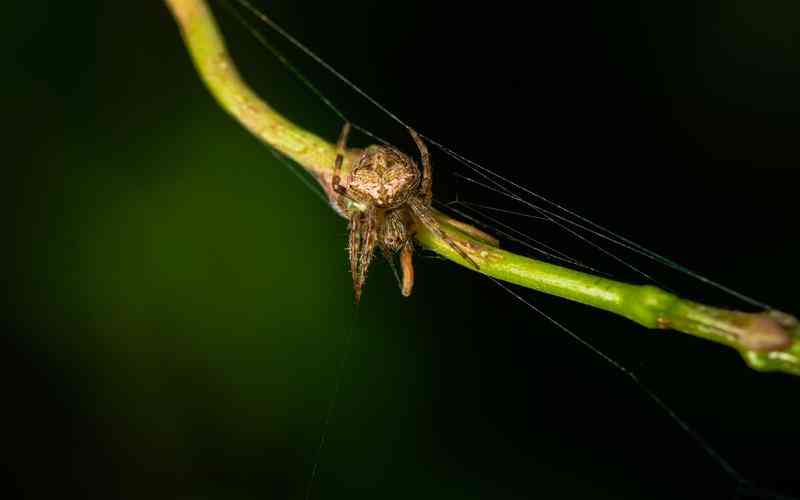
[7,1,800,499]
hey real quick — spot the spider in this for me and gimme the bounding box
[331,123,479,303]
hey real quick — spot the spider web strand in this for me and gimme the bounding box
[232,0,767,310]
[487,277,748,487]
[219,0,768,493]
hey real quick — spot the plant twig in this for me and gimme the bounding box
[164,0,800,376]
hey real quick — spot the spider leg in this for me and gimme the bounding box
[353,209,379,303]
[333,122,351,195]
[380,242,414,297]
[348,212,362,297]
[347,209,379,304]
[408,128,432,205]
[408,198,480,270]
[399,240,415,296]
[332,122,353,213]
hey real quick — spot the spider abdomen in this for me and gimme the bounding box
[349,145,420,208]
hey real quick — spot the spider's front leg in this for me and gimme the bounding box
[332,122,353,213]
[348,209,379,304]
[408,197,480,270]
[408,128,433,205]
[406,129,480,270]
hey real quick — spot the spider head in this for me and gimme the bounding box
[349,146,420,208]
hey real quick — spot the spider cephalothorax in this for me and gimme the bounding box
[348,146,419,209]
[331,123,478,303]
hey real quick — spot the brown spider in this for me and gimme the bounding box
[332,123,479,303]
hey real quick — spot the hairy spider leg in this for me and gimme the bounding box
[346,210,378,304]
[355,210,379,303]
[408,128,433,205]
[405,128,480,270]
[348,213,362,299]
[334,122,378,302]
[400,241,414,296]
[332,122,352,213]
[408,197,480,270]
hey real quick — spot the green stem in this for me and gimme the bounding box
[164,0,800,376]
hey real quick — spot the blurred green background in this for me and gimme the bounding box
[7,1,800,499]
